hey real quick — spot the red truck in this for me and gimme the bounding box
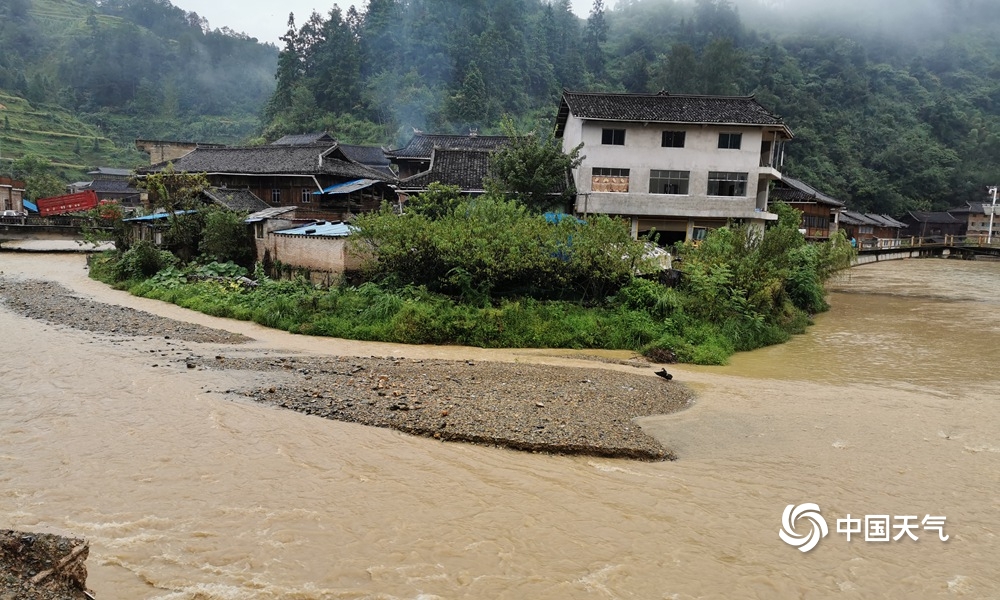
[36,190,100,217]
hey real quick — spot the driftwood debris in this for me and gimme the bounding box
[29,543,88,584]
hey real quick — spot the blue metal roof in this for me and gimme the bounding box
[124,210,197,222]
[274,221,357,237]
[315,178,378,195]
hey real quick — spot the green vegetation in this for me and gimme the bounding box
[89,200,854,365]
[0,0,276,178]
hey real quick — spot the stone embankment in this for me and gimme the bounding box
[0,530,93,600]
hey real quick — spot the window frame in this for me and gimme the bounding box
[661,131,686,148]
[301,189,312,204]
[271,188,282,203]
[601,128,626,146]
[718,132,743,150]
[707,171,748,197]
[649,169,690,195]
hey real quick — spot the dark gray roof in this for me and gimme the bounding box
[771,176,844,207]
[203,188,270,212]
[906,211,963,224]
[398,149,494,192]
[556,90,791,138]
[841,211,904,228]
[138,145,393,182]
[337,144,394,177]
[79,179,140,195]
[387,133,513,159]
[88,167,132,178]
[271,132,337,146]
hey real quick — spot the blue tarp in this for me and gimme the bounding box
[22,199,38,213]
[544,212,586,225]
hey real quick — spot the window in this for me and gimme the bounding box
[254,222,264,239]
[662,131,686,148]
[602,128,626,145]
[271,189,281,203]
[718,133,742,149]
[707,171,748,196]
[649,170,689,195]
[301,189,312,204]
[592,167,630,192]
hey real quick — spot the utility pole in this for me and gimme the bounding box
[989,186,998,245]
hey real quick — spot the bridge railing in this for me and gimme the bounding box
[857,235,1000,251]
[0,215,95,228]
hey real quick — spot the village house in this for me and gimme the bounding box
[272,133,395,178]
[135,144,396,222]
[245,205,363,286]
[769,176,844,240]
[68,167,142,209]
[0,177,26,214]
[948,200,995,240]
[839,210,906,249]
[135,139,226,165]
[901,211,966,241]
[554,90,793,245]
[386,132,512,180]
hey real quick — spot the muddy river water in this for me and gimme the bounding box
[1,253,997,599]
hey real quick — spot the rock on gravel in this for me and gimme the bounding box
[0,530,92,600]
[195,354,694,461]
[0,278,249,344]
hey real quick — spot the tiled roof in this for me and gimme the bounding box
[398,149,494,192]
[771,176,844,207]
[137,145,393,182]
[556,90,790,137]
[88,167,132,178]
[203,188,270,212]
[87,179,140,195]
[271,132,336,146]
[866,214,906,228]
[906,211,963,224]
[337,144,394,177]
[387,133,513,159]
[840,210,881,226]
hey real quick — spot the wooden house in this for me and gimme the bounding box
[769,176,844,240]
[136,144,395,222]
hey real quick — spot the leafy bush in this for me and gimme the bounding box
[112,240,177,282]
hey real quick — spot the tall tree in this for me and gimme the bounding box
[583,0,608,78]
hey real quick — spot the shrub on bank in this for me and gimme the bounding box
[89,201,853,365]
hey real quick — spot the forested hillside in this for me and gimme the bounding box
[0,0,276,182]
[266,0,1000,215]
[2,0,1000,215]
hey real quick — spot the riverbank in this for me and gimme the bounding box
[0,530,92,600]
[0,276,693,460]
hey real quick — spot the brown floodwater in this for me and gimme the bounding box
[1,253,997,599]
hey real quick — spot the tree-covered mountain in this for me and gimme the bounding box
[0,0,277,180]
[3,0,1000,216]
[265,0,1000,215]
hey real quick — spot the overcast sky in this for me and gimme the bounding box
[171,0,598,46]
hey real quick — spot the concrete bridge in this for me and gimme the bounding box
[0,216,107,246]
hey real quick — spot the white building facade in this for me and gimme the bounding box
[555,91,793,245]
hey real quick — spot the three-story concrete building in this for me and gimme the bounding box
[555,90,793,245]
